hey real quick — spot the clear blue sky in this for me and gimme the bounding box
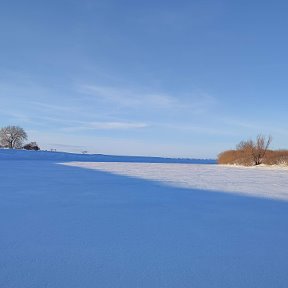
[1,0,287,158]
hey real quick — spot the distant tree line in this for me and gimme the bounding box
[0,126,40,150]
[218,135,288,166]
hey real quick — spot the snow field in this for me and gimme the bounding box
[63,162,288,201]
[1,158,288,288]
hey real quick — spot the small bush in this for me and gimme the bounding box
[23,142,40,151]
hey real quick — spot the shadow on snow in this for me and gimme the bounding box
[0,160,287,288]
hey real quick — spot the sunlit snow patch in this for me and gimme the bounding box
[62,162,288,201]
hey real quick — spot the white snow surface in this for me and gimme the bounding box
[1,154,288,288]
[64,162,288,201]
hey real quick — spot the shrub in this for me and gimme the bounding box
[263,150,288,165]
[217,135,288,166]
[23,142,40,151]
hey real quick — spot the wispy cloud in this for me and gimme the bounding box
[158,123,240,136]
[0,109,33,123]
[78,84,216,113]
[29,101,76,112]
[61,121,149,132]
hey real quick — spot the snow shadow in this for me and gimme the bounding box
[0,160,288,288]
[0,149,216,164]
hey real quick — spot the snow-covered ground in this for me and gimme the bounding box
[1,151,288,287]
[64,162,288,201]
[0,149,215,164]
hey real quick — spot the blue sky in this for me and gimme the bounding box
[0,0,287,158]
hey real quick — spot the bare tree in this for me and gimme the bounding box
[236,135,272,165]
[252,135,272,165]
[0,126,28,149]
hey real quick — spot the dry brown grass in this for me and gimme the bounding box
[218,149,288,166]
[217,135,288,166]
[263,150,288,165]
[218,150,253,166]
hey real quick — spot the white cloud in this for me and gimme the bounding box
[61,121,149,132]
